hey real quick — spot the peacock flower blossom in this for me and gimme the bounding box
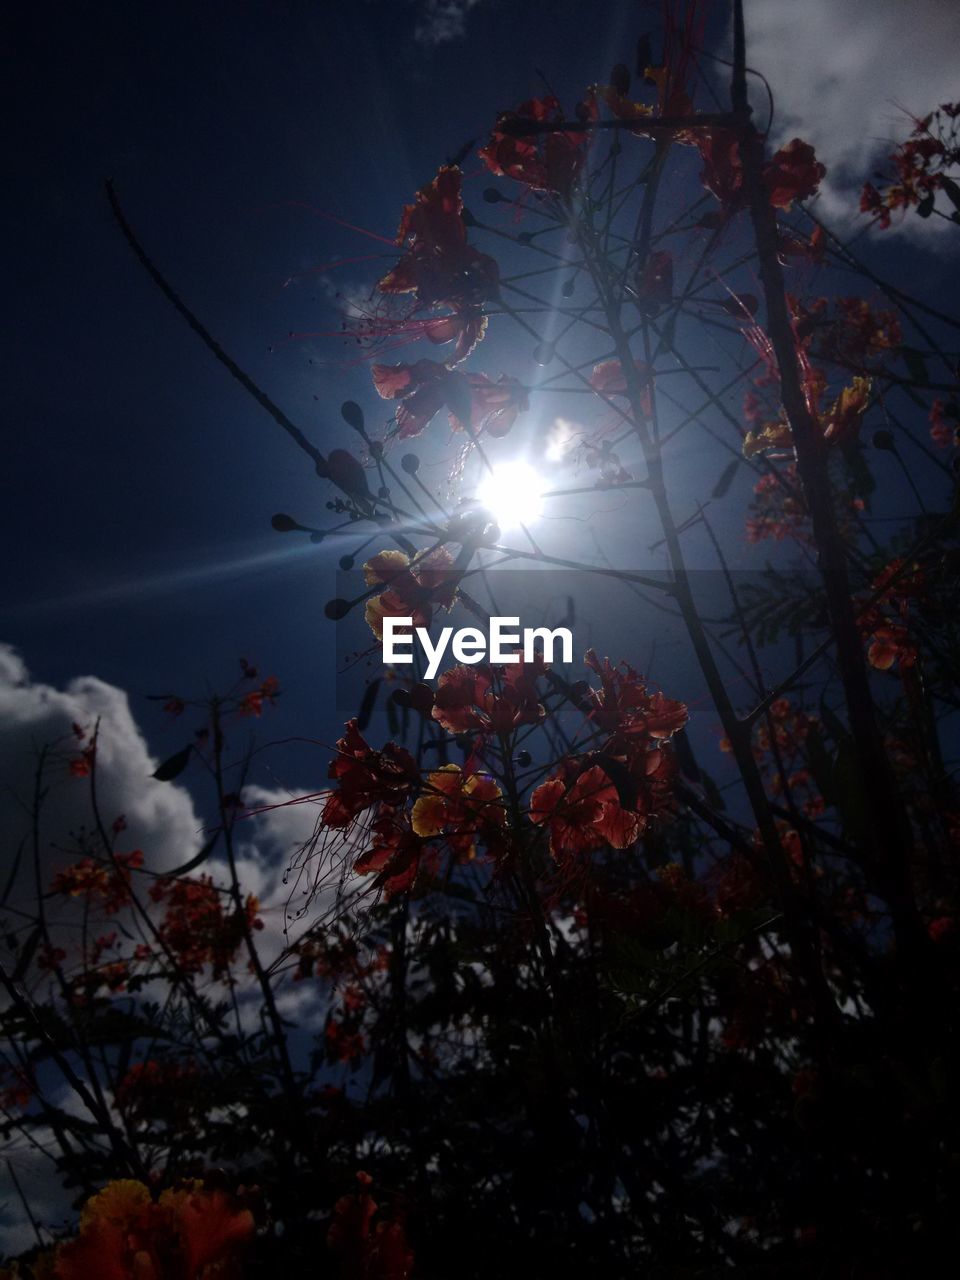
[479,93,597,198]
[431,660,546,734]
[411,764,506,860]
[372,359,528,440]
[362,547,458,642]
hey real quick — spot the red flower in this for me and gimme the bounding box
[583,650,688,741]
[149,874,260,978]
[930,399,958,448]
[431,660,545,734]
[634,250,674,314]
[454,371,529,438]
[377,165,498,364]
[858,558,923,672]
[479,93,596,198]
[51,850,144,914]
[354,817,440,897]
[325,1016,367,1063]
[54,1179,254,1280]
[867,624,917,672]
[589,358,654,415]
[372,360,528,440]
[115,1058,201,1118]
[327,1173,414,1280]
[239,675,280,718]
[698,131,825,215]
[763,138,826,210]
[0,1064,32,1112]
[362,547,458,642]
[69,746,95,778]
[698,128,744,210]
[530,763,643,860]
[372,358,451,438]
[323,719,420,828]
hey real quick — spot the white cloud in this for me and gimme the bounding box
[0,645,202,893]
[743,0,960,232]
[414,0,482,46]
[0,654,345,1254]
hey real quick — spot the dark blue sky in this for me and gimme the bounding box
[5,0,667,772]
[5,0,957,787]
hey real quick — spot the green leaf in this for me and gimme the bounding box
[804,724,837,808]
[653,310,677,360]
[386,691,399,737]
[594,753,638,812]
[357,678,381,732]
[840,442,876,503]
[902,346,929,386]
[701,770,727,812]
[672,727,701,783]
[151,744,193,782]
[818,700,848,747]
[711,458,740,500]
[164,831,219,878]
[940,177,960,214]
[832,736,868,842]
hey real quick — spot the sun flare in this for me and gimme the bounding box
[476,461,545,529]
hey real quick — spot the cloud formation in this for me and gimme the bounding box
[0,654,330,1253]
[743,0,960,228]
[414,0,482,46]
[0,645,203,890]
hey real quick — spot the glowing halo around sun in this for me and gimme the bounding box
[476,461,545,529]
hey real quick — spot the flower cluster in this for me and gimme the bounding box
[149,875,262,979]
[361,548,459,642]
[376,165,498,365]
[327,1171,413,1280]
[479,93,597,198]
[51,850,145,915]
[45,1178,254,1280]
[858,558,924,672]
[530,651,687,882]
[115,1058,202,1121]
[698,132,826,217]
[860,103,960,228]
[372,359,528,440]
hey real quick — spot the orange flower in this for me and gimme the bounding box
[583,650,687,741]
[354,816,439,897]
[530,763,643,860]
[412,764,506,860]
[54,1179,253,1280]
[51,850,144,914]
[362,547,458,642]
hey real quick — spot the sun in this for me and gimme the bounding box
[476,461,545,529]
